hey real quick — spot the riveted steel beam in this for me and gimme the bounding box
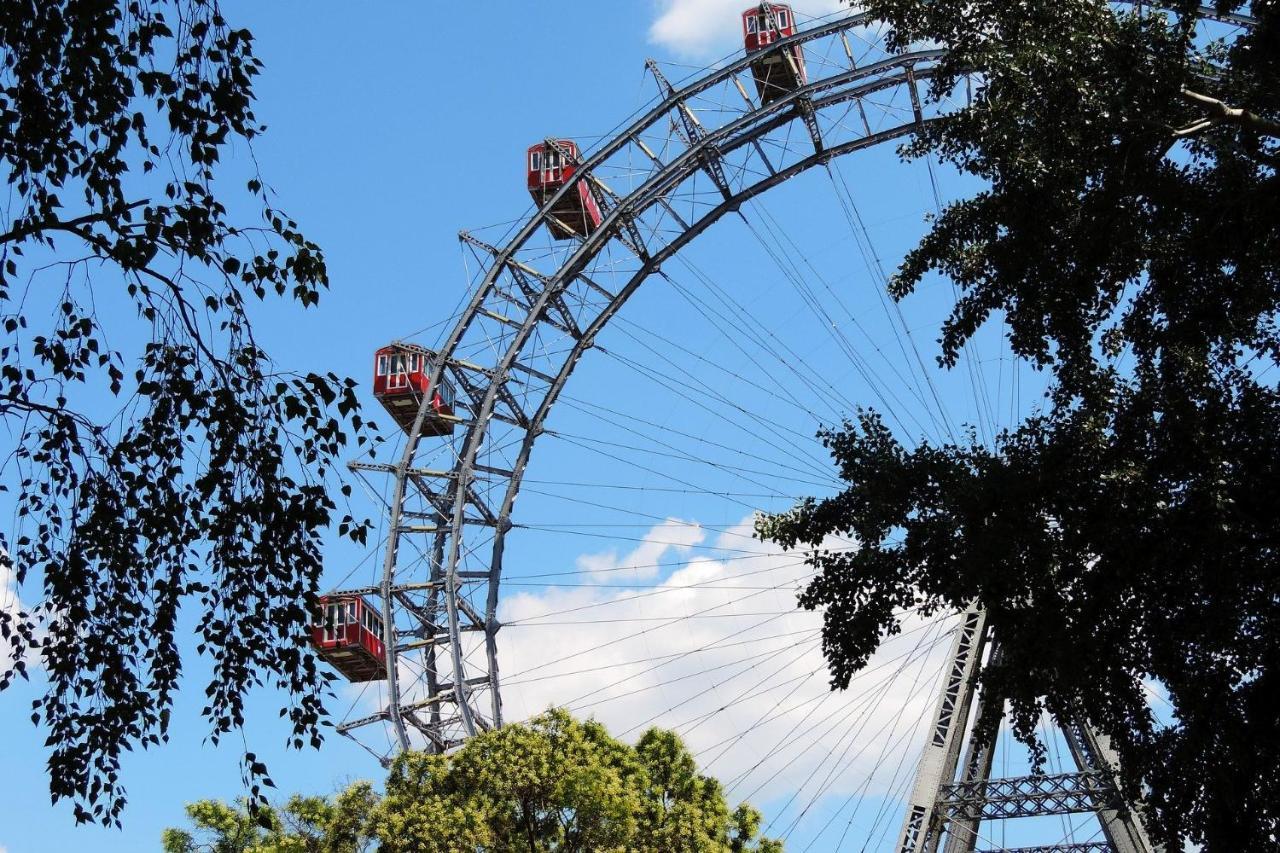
[646,59,736,204]
[940,771,1119,822]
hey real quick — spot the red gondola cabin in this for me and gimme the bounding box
[312,594,387,682]
[742,3,807,105]
[373,342,457,437]
[527,139,603,240]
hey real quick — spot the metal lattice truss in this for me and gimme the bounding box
[976,845,1113,853]
[333,0,1258,782]
[892,607,1162,853]
[940,771,1119,821]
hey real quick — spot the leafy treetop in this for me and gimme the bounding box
[164,709,784,853]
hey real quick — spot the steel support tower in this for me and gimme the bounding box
[895,604,1160,853]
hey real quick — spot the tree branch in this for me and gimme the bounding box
[1175,87,1280,139]
[63,225,233,381]
[0,201,148,247]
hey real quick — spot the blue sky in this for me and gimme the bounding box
[0,2,1082,850]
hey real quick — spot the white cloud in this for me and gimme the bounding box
[572,517,706,582]
[649,0,848,58]
[337,515,958,827]
[498,517,955,810]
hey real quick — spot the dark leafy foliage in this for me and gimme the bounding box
[761,1,1278,849]
[0,0,374,825]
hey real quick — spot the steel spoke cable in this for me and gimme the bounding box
[727,616,952,795]
[836,691,943,852]
[553,394,837,488]
[656,245,876,421]
[732,202,930,435]
[614,634,826,738]
[549,431,829,512]
[696,609,944,769]
[499,566,815,625]
[507,586,795,681]
[522,478,805,500]
[508,543,858,581]
[755,617,951,822]
[921,149,1002,448]
[825,159,962,445]
[596,324,842,476]
[507,523,830,554]
[664,237,923,438]
[747,196,945,438]
[509,610,801,627]
[741,643,943,827]
[636,267,849,428]
[503,581,809,590]
[559,389,837,483]
[546,425,837,491]
[644,631,818,741]
[781,618,952,842]
[546,608,805,710]
[734,200,944,443]
[567,631,819,717]
[501,626,819,688]
[814,694,934,851]
[679,659,826,741]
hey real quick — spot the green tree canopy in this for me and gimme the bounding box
[161,784,379,853]
[165,710,783,853]
[760,1,1278,850]
[373,709,782,853]
[0,0,373,825]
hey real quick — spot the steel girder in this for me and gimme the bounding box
[940,771,1120,821]
[977,846,1113,853]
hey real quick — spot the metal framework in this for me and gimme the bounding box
[336,7,961,760]
[977,846,1113,853]
[330,3,1258,846]
[892,619,1163,853]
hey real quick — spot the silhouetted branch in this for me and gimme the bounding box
[0,201,148,246]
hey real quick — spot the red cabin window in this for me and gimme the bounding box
[743,4,797,48]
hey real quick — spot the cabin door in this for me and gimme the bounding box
[387,353,408,391]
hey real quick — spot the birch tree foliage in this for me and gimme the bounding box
[0,0,374,825]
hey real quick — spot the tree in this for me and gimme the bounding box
[371,709,782,853]
[165,710,783,853]
[0,0,374,825]
[161,784,378,853]
[760,1,1278,850]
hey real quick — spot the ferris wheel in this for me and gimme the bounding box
[311,4,1256,850]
